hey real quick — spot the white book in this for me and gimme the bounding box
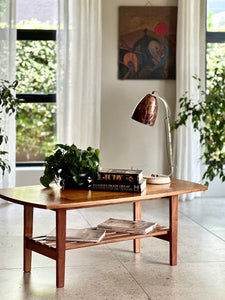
[97,218,157,235]
[46,228,106,243]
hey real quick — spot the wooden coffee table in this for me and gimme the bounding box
[0,179,207,288]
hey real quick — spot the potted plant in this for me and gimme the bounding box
[40,144,100,189]
[0,79,21,175]
[172,73,225,186]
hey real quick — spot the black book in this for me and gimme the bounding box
[92,179,146,193]
[97,168,143,184]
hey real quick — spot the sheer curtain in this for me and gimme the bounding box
[174,0,202,200]
[57,0,102,149]
[0,0,16,189]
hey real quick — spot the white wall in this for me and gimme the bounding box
[100,0,177,176]
[16,167,43,187]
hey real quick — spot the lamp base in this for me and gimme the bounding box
[144,174,171,185]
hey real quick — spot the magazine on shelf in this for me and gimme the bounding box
[46,228,106,243]
[97,218,157,235]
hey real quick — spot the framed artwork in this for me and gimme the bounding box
[119,6,177,80]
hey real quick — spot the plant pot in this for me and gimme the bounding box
[63,172,91,190]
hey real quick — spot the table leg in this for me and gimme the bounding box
[24,205,33,272]
[133,201,142,253]
[56,209,66,288]
[169,195,178,266]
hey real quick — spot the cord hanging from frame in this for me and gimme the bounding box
[145,1,152,6]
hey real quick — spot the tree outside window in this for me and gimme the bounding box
[16,0,57,164]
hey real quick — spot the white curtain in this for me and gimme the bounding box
[57,0,102,149]
[174,0,202,200]
[0,0,16,189]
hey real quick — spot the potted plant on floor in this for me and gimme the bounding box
[0,79,21,175]
[171,72,225,186]
[40,144,100,189]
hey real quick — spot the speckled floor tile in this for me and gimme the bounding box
[0,197,225,299]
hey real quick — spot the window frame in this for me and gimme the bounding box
[206,31,225,43]
[16,29,56,167]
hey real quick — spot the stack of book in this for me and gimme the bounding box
[92,168,146,192]
[97,218,157,234]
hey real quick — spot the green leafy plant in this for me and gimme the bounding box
[0,79,21,174]
[40,144,100,189]
[172,73,225,186]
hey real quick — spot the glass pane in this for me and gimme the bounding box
[207,0,225,31]
[16,40,56,94]
[206,42,225,90]
[16,1,57,163]
[206,42,225,159]
[16,103,56,162]
[16,0,58,29]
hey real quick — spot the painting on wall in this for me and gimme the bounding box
[119,6,177,80]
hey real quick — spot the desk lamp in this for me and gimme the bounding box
[132,91,173,184]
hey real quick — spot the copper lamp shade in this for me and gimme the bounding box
[132,94,158,126]
[131,91,174,182]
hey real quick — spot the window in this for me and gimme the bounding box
[16,0,58,166]
[206,0,225,162]
[206,0,225,88]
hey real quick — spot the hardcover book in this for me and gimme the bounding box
[46,228,106,243]
[97,218,157,234]
[97,168,143,183]
[92,179,146,193]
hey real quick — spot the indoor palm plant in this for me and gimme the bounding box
[40,144,100,189]
[172,73,225,186]
[0,79,21,175]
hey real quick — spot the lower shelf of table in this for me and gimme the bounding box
[25,225,170,260]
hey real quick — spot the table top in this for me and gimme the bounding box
[0,179,207,210]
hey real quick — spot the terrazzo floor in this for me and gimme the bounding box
[0,195,225,300]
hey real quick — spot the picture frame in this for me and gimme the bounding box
[119,6,177,80]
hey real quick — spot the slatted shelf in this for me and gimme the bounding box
[27,225,169,252]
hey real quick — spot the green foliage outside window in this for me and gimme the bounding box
[16,40,56,93]
[16,19,57,162]
[16,103,56,161]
